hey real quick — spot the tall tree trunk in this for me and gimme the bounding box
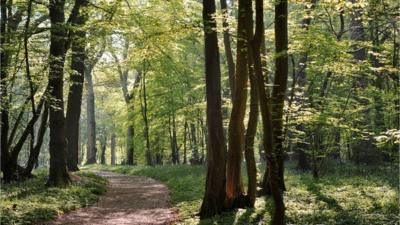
[226,0,251,208]
[111,132,116,165]
[100,133,106,164]
[47,0,71,186]
[126,125,134,164]
[190,122,199,164]
[270,0,289,192]
[85,65,97,164]
[0,0,11,182]
[112,39,137,165]
[172,113,179,164]
[252,0,285,222]
[199,0,227,217]
[220,0,235,99]
[244,65,258,207]
[140,69,152,166]
[183,120,188,164]
[66,0,87,171]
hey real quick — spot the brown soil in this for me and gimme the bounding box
[47,171,178,225]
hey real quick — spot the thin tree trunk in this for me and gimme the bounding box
[111,132,116,165]
[199,0,227,217]
[140,68,152,166]
[244,64,258,207]
[85,65,97,164]
[126,125,134,164]
[190,123,199,164]
[183,120,188,164]
[220,0,235,99]
[23,104,48,177]
[100,133,106,164]
[172,113,179,164]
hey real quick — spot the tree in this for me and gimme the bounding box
[251,0,285,222]
[85,48,104,164]
[66,0,88,171]
[199,0,227,217]
[270,0,290,191]
[46,0,71,186]
[111,37,139,165]
[226,0,251,208]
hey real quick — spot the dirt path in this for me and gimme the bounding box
[48,171,178,225]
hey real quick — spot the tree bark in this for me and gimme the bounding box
[47,0,71,186]
[220,0,235,99]
[226,0,251,208]
[66,0,88,171]
[190,122,199,164]
[270,0,289,192]
[183,120,188,164]
[23,104,48,177]
[1,0,11,182]
[112,40,137,165]
[100,133,106,164]
[252,0,285,223]
[140,68,153,166]
[111,132,116,165]
[199,0,227,217]
[85,65,97,164]
[244,63,258,207]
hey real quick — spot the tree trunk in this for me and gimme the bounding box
[112,39,137,165]
[111,132,116,165]
[198,111,205,163]
[190,123,199,164]
[23,104,48,177]
[66,1,87,171]
[252,0,285,223]
[172,113,179,164]
[85,66,97,164]
[220,0,235,99]
[199,0,227,217]
[270,0,289,192]
[140,69,153,166]
[126,125,134,164]
[183,120,188,164]
[0,0,11,182]
[244,64,258,207]
[47,0,71,186]
[100,133,106,165]
[226,0,251,208]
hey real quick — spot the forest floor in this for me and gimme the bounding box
[0,170,108,225]
[48,171,178,225]
[87,162,399,225]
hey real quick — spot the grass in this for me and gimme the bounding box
[0,169,108,225]
[87,162,399,225]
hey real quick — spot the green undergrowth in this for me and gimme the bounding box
[0,169,108,225]
[86,162,399,225]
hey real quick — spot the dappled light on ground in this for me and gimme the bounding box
[91,164,399,225]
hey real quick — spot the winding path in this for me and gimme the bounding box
[48,171,178,225]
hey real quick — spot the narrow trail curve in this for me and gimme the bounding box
[48,171,178,225]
